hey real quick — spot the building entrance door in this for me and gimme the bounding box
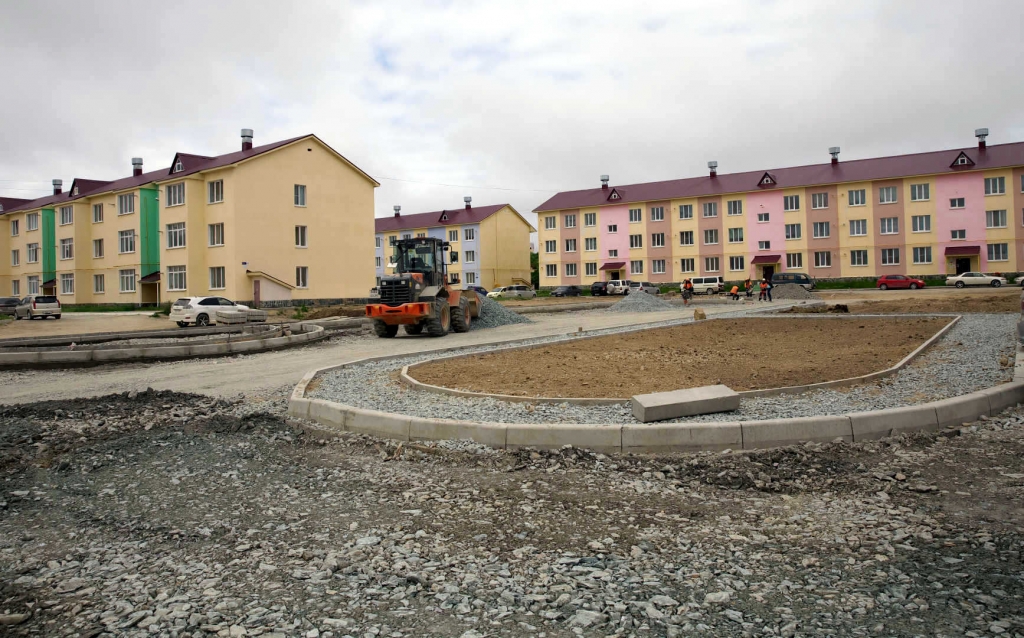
[607,270,620,280]
[762,265,775,281]
[253,279,261,308]
[955,258,971,275]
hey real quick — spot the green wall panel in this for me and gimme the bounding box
[42,208,55,284]
[139,187,160,277]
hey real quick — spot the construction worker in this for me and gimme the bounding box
[729,284,740,300]
[682,279,693,305]
[758,280,768,301]
[744,278,753,298]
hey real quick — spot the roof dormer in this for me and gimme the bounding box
[950,151,975,168]
[607,187,623,201]
[757,172,778,187]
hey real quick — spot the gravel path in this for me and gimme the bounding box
[310,313,1016,425]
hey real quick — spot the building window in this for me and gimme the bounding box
[729,256,745,271]
[448,229,459,242]
[465,250,476,263]
[951,229,966,240]
[465,272,476,285]
[209,223,224,246]
[758,240,771,250]
[585,237,597,251]
[878,186,898,204]
[210,267,226,289]
[757,212,769,222]
[166,183,185,207]
[27,212,39,231]
[174,160,183,172]
[167,222,186,248]
[849,219,867,236]
[702,202,717,218]
[679,205,693,220]
[60,238,74,260]
[167,266,187,291]
[703,229,718,245]
[814,251,832,268]
[27,243,38,263]
[680,258,695,273]
[119,230,136,254]
[295,266,308,288]
[464,228,476,241]
[10,219,19,236]
[608,249,618,257]
[449,251,458,263]
[11,249,19,266]
[565,263,578,277]
[584,212,596,226]
[727,228,743,243]
[375,236,383,248]
[11,280,19,296]
[118,193,134,215]
[60,273,74,295]
[988,243,1008,261]
[811,193,828,209]
[726,200,742,216]
[848,189,866,206]
[910,183,930,201]
[629,234,643,249]
[985,176,1006,195]
[630,260,644,275]
[949,197,965,209]
[607,224,617,233]
[651,232,665,248]
[564,214,576,228]
[679,231,694,246]
[913,247,932,264]
[704,257,720,272]
[295,225,308,247]
[120,269,136,293]
[294,184,307,206]
[208,180,224,204]
[783,195,800,211]
[544,240,556,253]
[92,204,103,223]
[650,206,665,221]
[544,216,556,230]
[879,217,899,235]
[786,252,802,269]
[785,223,801,240]
[986,210,1007,228]
[565,238,577,252]
[585,262,598,276]
[652,259,666,274]
[27,276,39,295]
[60,206,73,225]
[93,239,103,258]
[375,256,381,268]
[545,264,557,278]
[449,272,460,284]
[416,233,426,238]
[911,215,931,232]
[812,221,830,238]
[850,250,868,266]
[629,208,642,223]
[881,248,900,265]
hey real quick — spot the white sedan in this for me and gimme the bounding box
[945,272,1007,288]
[170,296,250,327]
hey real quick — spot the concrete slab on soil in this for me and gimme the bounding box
[631,384,739,422]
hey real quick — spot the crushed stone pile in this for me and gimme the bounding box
[608,291,676,313]
[471,296,532,329]
[771,283,817,300]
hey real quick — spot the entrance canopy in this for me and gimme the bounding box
[944,245,980,256]
[599,261,626,270]
[750,255,781,265]
[140,272,161,284]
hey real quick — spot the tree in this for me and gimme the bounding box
[530,252,539,289]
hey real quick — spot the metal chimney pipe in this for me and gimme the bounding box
[976,128,989,150]
[829,147,841,165]
[393,205,401,218]
[600,175,609,190]
[708,161,718,178]
[132,157,143,176]
[52,179,62,195]
[464,196,472,210]
[241,128,254,151]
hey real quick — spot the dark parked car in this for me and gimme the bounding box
[0,296,19,316]
[590,281,610,296]
[771,272,815,291]
[464,285,488,296]
[877,275,926,290]
[551,285,582,297]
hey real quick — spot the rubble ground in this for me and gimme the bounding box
[1,390,1023,637]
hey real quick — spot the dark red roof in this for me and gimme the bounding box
[599,261,626,270]
[534,141,1024,212]
[944,245,981,256]
[68,178,113,197]
[0,197,30,214]
[750,255,782,264]
[375,204,509,233]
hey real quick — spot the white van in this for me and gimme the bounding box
[686,276,725,295]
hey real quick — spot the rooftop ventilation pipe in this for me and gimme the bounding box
[241,128,254,151]
[600,175,609,190]
[829,147,841,164]
[976,128,989,150]
[52,179,62,195]
[132,157,143,176]
[464,196,472,210]
[393,205,401,218]
[708,161,718,178]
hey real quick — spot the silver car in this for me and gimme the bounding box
[487,285,536,300]
[14,295,62,320]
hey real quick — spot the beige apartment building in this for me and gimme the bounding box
[1,130,378,306]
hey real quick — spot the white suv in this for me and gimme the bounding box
[607,279,633,295]
[689,276,725,295]
[170,296,250,327]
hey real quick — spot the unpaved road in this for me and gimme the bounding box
[0,313,171,339]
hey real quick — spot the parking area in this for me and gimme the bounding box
[0,312,172,339]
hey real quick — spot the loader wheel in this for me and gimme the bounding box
[425,299,451,337]
[404,323,424,335]
[451,298,471,333]
[373,320,399,338]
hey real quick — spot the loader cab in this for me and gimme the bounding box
[392,238,447,287]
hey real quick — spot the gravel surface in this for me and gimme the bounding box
[310,313,1014,425]
[472,298,532,330]
[608,292,676,313]
[771,284,816,300]
[2,390,1023,636]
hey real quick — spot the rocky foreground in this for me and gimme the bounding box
[1,390,1022,637]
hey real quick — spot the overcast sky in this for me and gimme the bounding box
[2,0,1022,227]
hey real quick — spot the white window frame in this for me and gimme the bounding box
[629,234,643,249]
[295,225,308,247]
[728,255,745,271]
[565,263,578,277]
[629,260,644,275]
[11,280,19,296]
[651,232,665,248]
[783,195,800,211]
[544,216,556,230]
[628,208,642,223]
[986,210,1007,229]
[785,223,801,240]
[208,180,224,204]
[27,276,40,295]
[27,243,39,263]
[848,189,866,206]
[465,250,476,263]
[166,182,185,207]
[11,249,19,267]
[910,183,930,202]
[811,193,828,209]
[608,249,618,257]
[881,248,900,266]
[949,197,965,209]
[987,243,1008,262]
[652,259,666,274]
[813,251,832,268]
[727,228,743,243]
[726,200,742,216]
[448,229,459,242]
[167,266,187,291]
[119,230,136,254]
[679,205,693,220]
[92,238,103,258]
[208,223,224,247]
[209,266,226,290]
[464,228,476,241]
[119,269,136,293]
[60,238,74,260]
[850,250,868,267]
[912,247,932,265]
[375,256,381,268]
[26,212,39,231]
[584,212,596,227]
[758,240,771,250]
[465,272,476,285]
[564,214,576,228]
[650,206,664,221]
[984,176,1006,196]
[951,229,966,240]
[878,186,898,204]
[679,231,694,246]
[92,204,103,223]
[607,224,617,234]
[703,229,718,245]
[786,252,802,269]
[565,238,577,253]
[585,237,597,251]
[704,257,720,272]
[166,222,186,249]
[849,219,867,236]
[585,262,597,277]
[680,258,695,273]
[879,217,899,235]
[812,221,830,238]
[117,193,135,216]
[911,215,931,233]
[60,273,74,295]
[10,219,18,236]
[294,184,307,207]
[295,266,309,288]
[59,206,73,225]
[702,202,717,218]
[757,212,769,223]
[544,240,556,253]
[545,264,557,278]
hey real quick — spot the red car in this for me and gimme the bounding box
[877,275,926,290]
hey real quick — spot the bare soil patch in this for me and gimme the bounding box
[411,316,951,398]
[849,294,1016,314]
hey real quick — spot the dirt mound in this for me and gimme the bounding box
[771,283,816,300]
[851,294,1017,314]
[303,305,367,320]
[607,291,675,313]
[473,297,531,329]
[782,304,849,314]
